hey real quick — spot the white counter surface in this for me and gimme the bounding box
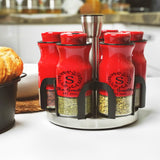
[0,77,160,160]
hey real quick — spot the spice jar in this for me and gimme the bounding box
[46,0,62,13]
[98,32,135,116]
[22,0,38,13]
[56,32,92,117]
[16,0,24,13]
[38,0,47,13]
[130,31,147,107]
[112,0,130,13]
[38,32,61,109]
[101,0,115,14]
[0,0,16,14]
[80,0,101,14]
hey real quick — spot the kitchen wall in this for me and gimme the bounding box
[0,23,160,77]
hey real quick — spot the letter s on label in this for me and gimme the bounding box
[65,76,74,84]
[115,76,124,84]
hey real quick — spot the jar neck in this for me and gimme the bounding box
[132,41,146,56]
[100,44,135,60]
[57,45,91,63]
[38,43,58,58]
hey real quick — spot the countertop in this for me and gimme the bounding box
[0,77,160,160]
[0,12,160,25]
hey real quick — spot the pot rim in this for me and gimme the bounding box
[0,73,27,88]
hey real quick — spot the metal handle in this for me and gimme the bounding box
[20,72,27,79]
[77,81,116,119]
[135,76,146,108]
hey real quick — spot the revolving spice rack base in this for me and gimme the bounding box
[46,111,138,130]
[40,76,146,130]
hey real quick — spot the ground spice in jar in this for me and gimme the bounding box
[98,32,135,117]
[99,95,132,116]
[58,96,91,117]
[56,32,92,117]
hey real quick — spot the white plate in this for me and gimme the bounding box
[17,63,38,99]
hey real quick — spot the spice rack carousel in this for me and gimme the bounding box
[39,15,147,130]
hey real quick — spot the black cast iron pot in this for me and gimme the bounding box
[0,73,26,133]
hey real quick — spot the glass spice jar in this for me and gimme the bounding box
[101,0,112,14]
[56,32,92,117]
[16,0,24,13]
[130,31,147,107]
[0,0,16,14]
[98,32,135,116]
[22,0,38,13]
[80,0,101,14]
[112,0,130,13]
[46,0,62,13]
[38,0,47,13]
[38,32,62,109]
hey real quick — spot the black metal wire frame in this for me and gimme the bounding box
[40,76,145,119]
[77,80,116,119]
[134,76,146,108]
[131,83,136,115]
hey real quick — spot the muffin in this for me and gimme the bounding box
[0,47,23,84]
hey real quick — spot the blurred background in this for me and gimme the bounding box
[0,0,160,77]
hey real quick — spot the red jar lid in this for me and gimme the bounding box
[99,29,119,39]
[130,31,144,41]
[41,31,62,42]
[104,32,131,44]
[60,32,87,45]
[106,29,119,32]
[121,31,144,41]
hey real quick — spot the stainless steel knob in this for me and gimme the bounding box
[81,15,103,38]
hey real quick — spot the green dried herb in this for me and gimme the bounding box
[98,95,132,116]
[58,96,91,117]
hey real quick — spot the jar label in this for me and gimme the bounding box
[100,72,134,96]
[57,70,84,97]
